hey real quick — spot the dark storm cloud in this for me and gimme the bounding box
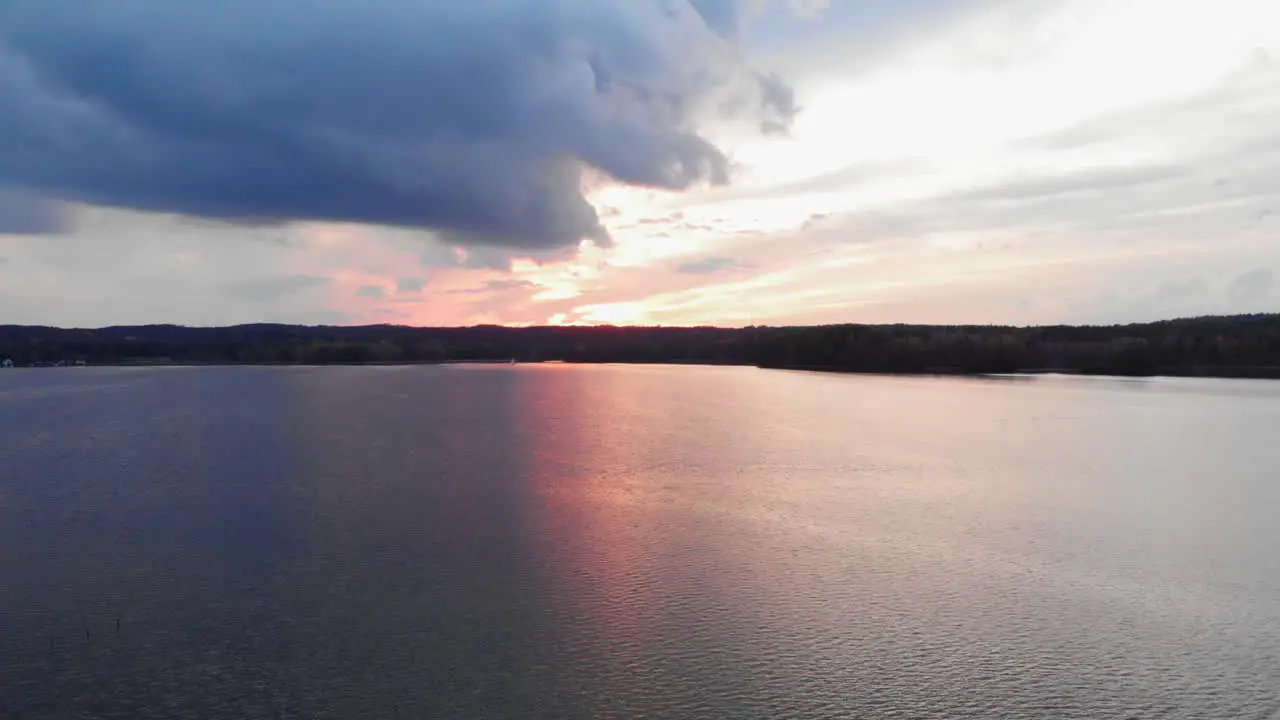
[0,0,794,249]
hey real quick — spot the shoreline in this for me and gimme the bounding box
[5,359,1280,381]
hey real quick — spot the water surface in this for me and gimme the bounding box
[2,365,1278,719]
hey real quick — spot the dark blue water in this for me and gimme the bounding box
[2,365,1279,718]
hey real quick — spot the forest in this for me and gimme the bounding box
[2,314,1279,378]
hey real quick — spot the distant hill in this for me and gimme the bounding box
[2,314,1279,378]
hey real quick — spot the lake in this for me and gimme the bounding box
[1,365,1279,719]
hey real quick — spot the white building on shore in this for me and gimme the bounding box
[1,359,13,368]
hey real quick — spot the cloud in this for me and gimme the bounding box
[446,279,539,295]
[0,206,416,326]
[689,0,766,38]
[675,256,743,274]
[753,71,798,134]
[789,0,831,19]
[0,188,66,234]
[1018,55,1280,154]
[949,166,1187,204]
[0,0,797,249]
[1153,277,1208,301]
[228,274,332,302]
[810,150,1276,246]
[354,284,386,299]
[396,277,426,294]
[689,0,830,38]
[801,213,830,230]
[705,157,924,205]
[1229,268,1275,304]
[636,212,686,226]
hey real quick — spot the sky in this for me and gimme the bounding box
[1,0,1278,328]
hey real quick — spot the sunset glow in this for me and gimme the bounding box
[2,0,1277,327]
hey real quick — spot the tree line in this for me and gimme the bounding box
[1,314,1279,378]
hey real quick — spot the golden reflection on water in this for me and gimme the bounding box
[513,366,662,685]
